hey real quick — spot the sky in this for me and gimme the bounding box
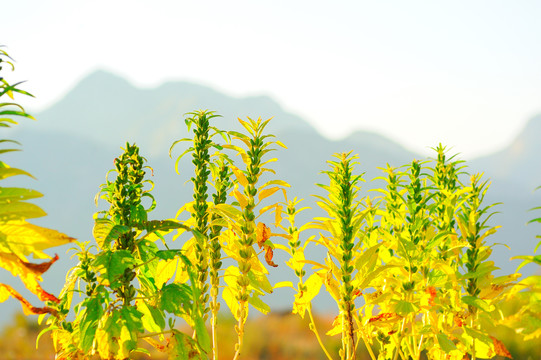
[3,0,541,159]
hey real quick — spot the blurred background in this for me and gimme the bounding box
[1,1,540,358]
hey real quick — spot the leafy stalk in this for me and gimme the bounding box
[209,158,233,360]
[188,111,215,320]
[219,117,287,360]
[312,152,366,360]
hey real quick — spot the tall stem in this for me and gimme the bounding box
[233,120,265,360]
[209,162,231,360]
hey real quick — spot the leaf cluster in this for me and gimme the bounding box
[0,47,73,320]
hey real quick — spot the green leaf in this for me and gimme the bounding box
[393,300,418,316]
[120,306,144,335]
[160,283,192,316]
[167,331,205,360]
[248,271,273,294]
[92,250,137,289]
[136,219,184,233]
[462,261,497,279]
[95,308,141,359]
[194,314,211,355]
[436,333,457,353]
[137,301,165,334]
[79,296,104,352]
[461,295,495,312]
[249,293,271,315]
[92,218,130,249]
[155,249,184,261]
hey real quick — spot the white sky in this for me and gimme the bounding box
[3,0,541,158]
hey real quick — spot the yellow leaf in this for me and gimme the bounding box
[0,221,74,259]
[223,287,240,321]
[274,204,283,227]
[230,165,248,187]
[285,249,305,273]
[273,281,294,289]
[258,187,280,203]
[248,255,268,274]
[298,272,323,304]
[223,266,240,288]
[326,316,344,336]
[233,189,248,209]
[156,259,178,289]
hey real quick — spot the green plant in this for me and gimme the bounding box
[45,143,209,359]
[169,110,231,360]
[0,46,73,317]
[502,186,541,341]
[211,117,289,359]
[285,147,518,360]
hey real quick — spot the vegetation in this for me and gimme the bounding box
[0,47,73,317]
[0,46,539,360]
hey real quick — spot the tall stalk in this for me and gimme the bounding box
[209,158,232,360]
[458,174,490,360]
[222,117,286,360]
[170,110,225,324]
[232,121,266,360]
[105,143,149,306]
[190,111,214,320]
[316,152,364,360]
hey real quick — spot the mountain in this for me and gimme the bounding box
[33,70,319,157]
[1,70,539,326]
[471,115,541,191]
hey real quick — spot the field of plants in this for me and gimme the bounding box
[0,47,539,360]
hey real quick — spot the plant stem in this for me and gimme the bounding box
[308,304,334,360]
[233,119,266,360]
[209,161,231,360]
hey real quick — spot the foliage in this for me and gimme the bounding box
[280,146,521,360]
[502,186,541,341]
[170,110,232,360]
[0,47,73,318]
[43,143,209,359]
[2,46,539,360]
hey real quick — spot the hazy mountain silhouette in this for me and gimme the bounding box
[1,70,539,325]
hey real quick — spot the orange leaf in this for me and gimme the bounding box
[453,314,465,328]
[0,252,60,303]
[491,336,513,359]
[256,222,271,248]
[425,286,437,307]
[264,246,278,268]
[0,283,58,316]
[20,253,59,274]
[368,312,401,324]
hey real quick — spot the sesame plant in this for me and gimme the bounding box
[283,146,519,360]
[169,110,232,360]
[169,113,288,360]
[0,47,73,318]
[502,187,541,341]
[210,117,289,360]
[43,143,209,359]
